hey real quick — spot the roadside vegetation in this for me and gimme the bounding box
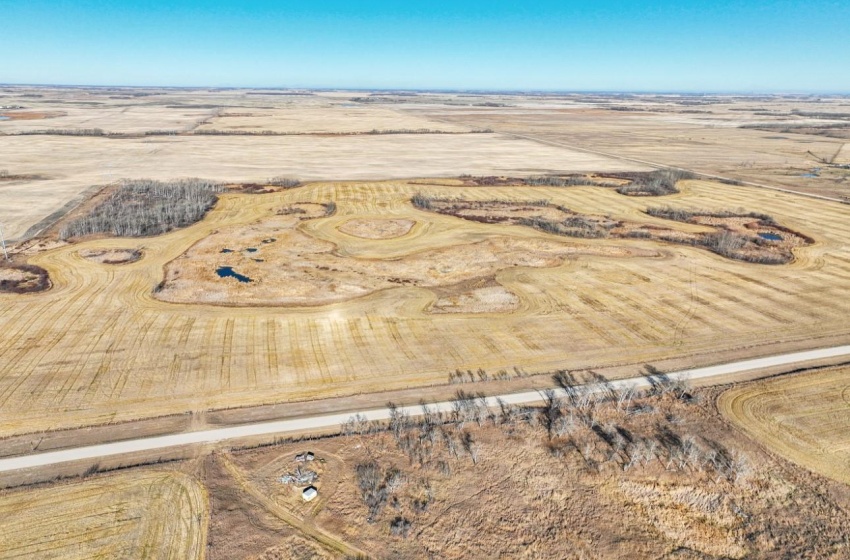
[310,374,849,558]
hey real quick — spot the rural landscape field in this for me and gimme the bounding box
[2,84,850,558]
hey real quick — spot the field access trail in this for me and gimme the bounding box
[1,345,849,473]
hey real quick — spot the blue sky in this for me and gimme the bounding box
[1,1,848,92]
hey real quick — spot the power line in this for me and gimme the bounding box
[0,223,9,261]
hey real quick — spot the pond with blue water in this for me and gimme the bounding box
[216,266,253,283]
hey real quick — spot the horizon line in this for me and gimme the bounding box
[2,82,849,97]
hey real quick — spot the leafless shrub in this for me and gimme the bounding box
[267,176,301,188]
[646,206,776,224]
[411,193,433,210]
[461,431,480,464]
[616,168,697,196]
[17,128,106,136]
[276,206,307,215]
[389,516,412,537]
[355,461,388,522]
[525,175,600,187]
[342,413,376,436]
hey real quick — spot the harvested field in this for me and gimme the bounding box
[0,469,207,559]
[408,93,850,200]
[338,218,416,239]
[218,386,850,558]
[1,178,850,438]
[430,279,520,314]
[0,88,647,243]
[719,365,850,485]
[0,133,632,242]
[0,111,65,121]
[78,247,143,265]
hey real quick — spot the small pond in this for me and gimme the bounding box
[220,248,233,253]
[758,232,782,241]
[245,247,258,253]
[216,266,253,283]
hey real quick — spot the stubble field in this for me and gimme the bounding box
[1,177,850,439]
[0,87,644,242]
[0,469,207,559]
[720,365,850,485]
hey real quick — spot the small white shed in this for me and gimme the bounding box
[302,486,318,502]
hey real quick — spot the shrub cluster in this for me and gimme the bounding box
[616,169,697,196]
[646,206,776,224]
[266,176,301,188]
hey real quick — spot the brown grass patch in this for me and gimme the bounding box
[338,218,415,239]
[78,248,143,265]
[156,202,654,307]
[0,263,50,293]
[0,111,65,120]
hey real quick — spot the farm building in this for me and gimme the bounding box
[302,486,318,502]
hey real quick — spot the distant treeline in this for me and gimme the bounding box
[5,128,492,138]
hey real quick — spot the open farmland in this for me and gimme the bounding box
[720,365,850,485]
[0,87,645,242]
[405,93,850,201]
[1,177,850,439]
[0,469,207,559]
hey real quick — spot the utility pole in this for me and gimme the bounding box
[0,223,9,261]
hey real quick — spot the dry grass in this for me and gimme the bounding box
[0,469,207,559]
[0,178,849,439]
[719,365,850,485]
[78,247,143,265]
[338,218,415,239]
[0,263,50,293]
[154,202,651,307]
[219,387,850,559]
